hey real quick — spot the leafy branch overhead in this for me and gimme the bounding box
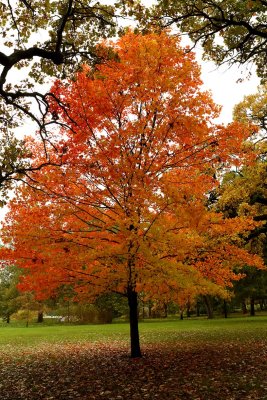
[150,0,267,80]
[0,0,138,132]
[0,0,142,192]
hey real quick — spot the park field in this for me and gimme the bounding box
[0,317,267,399]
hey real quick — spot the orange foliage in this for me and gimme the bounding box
[0,31,263,305]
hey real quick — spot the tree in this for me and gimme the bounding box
[232,266,267,316]
[0,1,144,197]
[0,265,23,323]
[218,164,267,236]
[1,31,263,357]
[216,84,267,311]
[0,0,140,130]
[149,0,267,80]
[218,84,267,239]
[0,132,66,204]
[216,161,267,311]
[234,83,267,139]
[0,264,47,324]
[0,133,29,204]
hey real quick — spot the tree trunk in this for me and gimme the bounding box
[142,302,145,319]
[127,288,142,358]
[163,303,168,318]
[6,314,10,324]
[223,300,228,319]
[37,311,43,323]
[148,301,152,318]
[203,295,213,319]
[186,301,191,318]
[196,301,200,317]
[242,300,248,314]
[250,297,255,316]
[67,301,70,323]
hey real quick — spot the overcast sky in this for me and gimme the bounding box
[176,32,260,124]
[138,0,261,124]
[197,56,260,124]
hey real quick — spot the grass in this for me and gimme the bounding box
[0,315,267,348]
[1,316,267,399]
[0,321,129,347]
[139,315,267,344]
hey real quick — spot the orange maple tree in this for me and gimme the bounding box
[1,31,263,357]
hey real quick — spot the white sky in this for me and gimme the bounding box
[176,32,260,124]
[197,57,260,123]
[138,0,261,123]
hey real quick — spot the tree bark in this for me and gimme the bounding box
[223,300,228,319]
[203,295,213,319]
[127,287,142,358]
[242,300,248,314]
[196,301,200,317]
[142,300,145,320]
[163,303,168,318]
[37,311,43,323]
[250,297,255,316]
[186,301,191,318]
[148,301,152,318]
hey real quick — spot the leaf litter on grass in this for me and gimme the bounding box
[1,339,267,400]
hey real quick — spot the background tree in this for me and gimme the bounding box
[149,0,267,80]
[216,162,267,311]
[218,83,267,239]
[0,265,21,323]
[215,84,267,312]
[232,267,267,316]
[218,164,267,236]
[0,132,64,204]
[234,83,267,142]
[1,31,263,358]
[0,264,48,324]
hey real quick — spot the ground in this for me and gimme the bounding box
[0,317,267,399]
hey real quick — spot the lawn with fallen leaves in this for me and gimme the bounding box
[1,317,267,399]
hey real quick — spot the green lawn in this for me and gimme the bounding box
[1,317,267,399]
[0,315,266,347]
